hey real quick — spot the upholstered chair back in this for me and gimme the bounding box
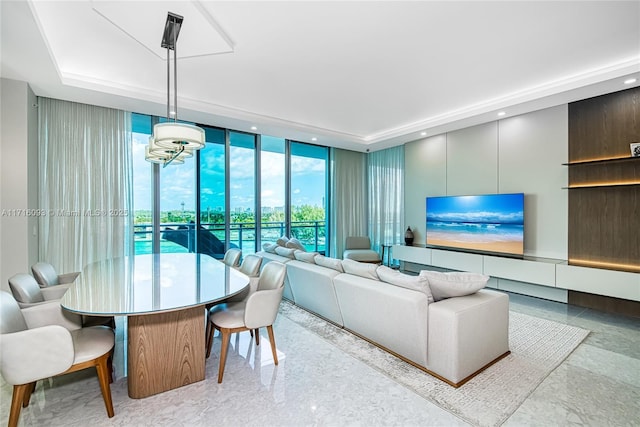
[345,236,372,250]
[256,261,286,291]
[8,274,44,305]
[31,262,59,287]
[239,254,262,277]
[223,248,242,268]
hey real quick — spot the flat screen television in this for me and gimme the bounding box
[426,193,524,257]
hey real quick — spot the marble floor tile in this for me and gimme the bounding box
[2,291,639,426]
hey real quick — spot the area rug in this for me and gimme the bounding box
[279,301,589,427]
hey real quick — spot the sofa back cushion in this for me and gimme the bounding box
[294,251,318,264]
[341,259,379,280]
[285,238,306,251]
[314,255,344,273]
[377,266,433,303]
[274,246,296,259]
[419,270,489,301]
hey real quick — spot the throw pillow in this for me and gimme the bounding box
[315,255,344,273]
[294,251,318,264]
[285,238,306,251]
[274,246,296,259]
[262,242,278,253]
[377,266,434,303]
[276,236,290,246]
[419,270,489,301]
[341,259,379,280]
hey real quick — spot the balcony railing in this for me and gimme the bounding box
[134,220,326,256]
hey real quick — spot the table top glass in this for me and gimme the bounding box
[61,253,249,316]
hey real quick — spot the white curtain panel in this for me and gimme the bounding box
[329,148,367,258]
[368,146,405,252]
[38,97,133,273]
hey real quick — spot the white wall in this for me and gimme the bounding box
[1,78,39,291]
[404,105,568,260]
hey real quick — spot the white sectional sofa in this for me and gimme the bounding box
[257,245,510,387]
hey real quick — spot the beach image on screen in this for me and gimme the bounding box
[426,194,524,256]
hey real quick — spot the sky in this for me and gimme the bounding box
[133,132,327,212]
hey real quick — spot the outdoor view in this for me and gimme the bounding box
[132,113,327,257]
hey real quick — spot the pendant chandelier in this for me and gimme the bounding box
[145,12,205,167]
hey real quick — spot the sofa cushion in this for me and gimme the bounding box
[285,238,306,251]
[377,266,434,303]
[314,255,344,273]
[262,242,278,253]
[294,251,318,264]
[419,270,489,301]
[275,246,296,259]
[342,259,379,280]
[276,236,289,246]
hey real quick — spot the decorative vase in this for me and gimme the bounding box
[404,226,414,246]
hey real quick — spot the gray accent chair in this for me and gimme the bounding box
[343,236,381,263]
[31,262,80,288]
[206,261,286,383]
[0,291,115,427]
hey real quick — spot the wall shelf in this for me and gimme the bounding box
[563,182,640,189]
[562,156,640,166]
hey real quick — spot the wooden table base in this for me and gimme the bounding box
[127,306,205,398]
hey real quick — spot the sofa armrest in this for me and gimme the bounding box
[427,289,509,385]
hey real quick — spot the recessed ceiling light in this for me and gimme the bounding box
[311,137,317,141]
[250,126,257,131]
[624,78,637,85]
[497,111,506,116]
[420,132,427,136]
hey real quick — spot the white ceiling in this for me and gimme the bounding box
[2,1,639,152]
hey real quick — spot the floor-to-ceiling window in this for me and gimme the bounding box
[260,136,286,246]
[199,127,227,256]
[290,142,328,253]
[229,131,256,254]
[131,113,329,256]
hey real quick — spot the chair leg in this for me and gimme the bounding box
[267,325,278,365]
[255,328,260,346]
[95,353,115,418]
[107,350,114,384]
[9,384,30,427]
[206,322,216,359]
[22,381,36,407]
[218,329,231,383]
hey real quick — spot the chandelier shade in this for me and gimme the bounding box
[144,12,205,167]
[145,145,185,165]
[152,122,205,149]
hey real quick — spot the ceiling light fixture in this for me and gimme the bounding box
[420,132,427,136]
[250,126,257,131]
[145,12,205,167]
[624,78,637,85]
[497,111,506,116]
[311,137,317,141]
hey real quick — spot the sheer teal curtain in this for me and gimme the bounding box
[329,148,367,258]
[368,146,404,253]
[38,97,133,272]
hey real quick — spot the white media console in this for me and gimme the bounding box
[392,245,640,303]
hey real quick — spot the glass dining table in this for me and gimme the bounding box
[61,253,249,399]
